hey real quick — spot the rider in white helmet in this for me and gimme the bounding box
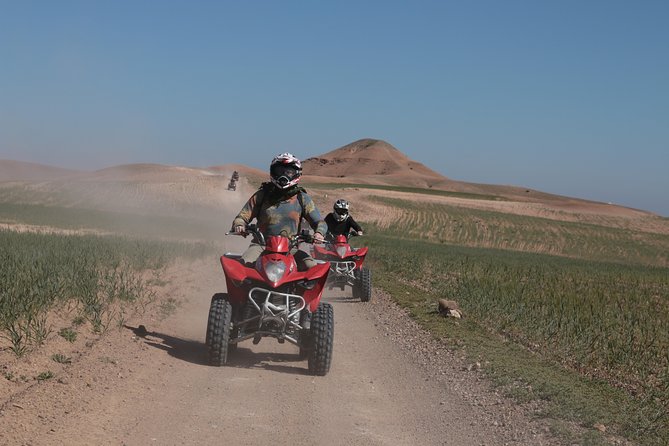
[231,153,327,269]
[324,199,363,240]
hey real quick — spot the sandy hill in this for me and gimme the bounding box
[304,139,444,178]
[208,163,266,180]
[0,159,83,181]
[90,163,217,182]
[301,138,527,196]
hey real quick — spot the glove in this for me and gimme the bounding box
[357,231,363,236]
[313,232,325,243]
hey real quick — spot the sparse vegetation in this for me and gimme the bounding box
[59,327,78,343]
[159,297,179,319]
[36,371,54,381]
[51,353,72,364]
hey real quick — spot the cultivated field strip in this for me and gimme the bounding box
[366,196,669,267]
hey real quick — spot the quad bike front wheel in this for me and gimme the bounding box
[207,293,233,366]
[354,267,372,302]
[308,302,334,376]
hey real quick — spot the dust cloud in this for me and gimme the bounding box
[0,162,254,244]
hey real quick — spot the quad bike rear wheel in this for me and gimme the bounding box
[308,302,334,376]
[207,293,233,366]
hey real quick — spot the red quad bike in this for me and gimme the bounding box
[206,224,334,376]
[313,233,372,302]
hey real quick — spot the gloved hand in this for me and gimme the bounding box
[313,232,325,243]
[357,230,363,236]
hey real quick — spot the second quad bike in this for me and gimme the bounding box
[313,233,372,302]
[206,225,334,376]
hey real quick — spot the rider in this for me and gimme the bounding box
[324,199,363,240]
[231,153,327,269]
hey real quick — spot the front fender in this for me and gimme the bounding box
[299,262,330,312]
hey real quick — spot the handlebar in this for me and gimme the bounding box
[227,224,323,247]
[324,231,362,242]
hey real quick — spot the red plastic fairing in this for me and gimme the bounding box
[299,262,331,312]
[220,256,260,303]
[265,236,290,254]
[313,244,330,257]
[353,247,368,269]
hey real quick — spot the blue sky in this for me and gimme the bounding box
[1,1,667,216]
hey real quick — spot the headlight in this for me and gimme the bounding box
[264,260,287,283]
[336,246,347,257]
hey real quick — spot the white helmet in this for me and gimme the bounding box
[270,153,302,189]
[333,199,349,222]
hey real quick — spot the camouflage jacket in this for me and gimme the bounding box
[232,183,328,237]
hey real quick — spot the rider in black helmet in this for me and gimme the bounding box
[324,199,363,240]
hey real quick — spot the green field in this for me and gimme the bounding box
[0,230,211,355]
[348,195,669,444]
[307,181,508,202]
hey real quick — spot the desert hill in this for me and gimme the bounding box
[89,163,217,182]
[299,139,618,209]
[208,163,266,179]
[0,159,83,181]
[302,139,446,186]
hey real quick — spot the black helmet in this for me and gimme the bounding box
[333,199,349,221]
[270,153,302,189]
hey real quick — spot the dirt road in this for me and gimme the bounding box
[1,248,555,445]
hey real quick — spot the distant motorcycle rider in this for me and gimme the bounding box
[231,153,327,269]
[324,199,363,239]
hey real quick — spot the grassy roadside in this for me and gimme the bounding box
[357,229,668,445]
[0,230,213,356]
